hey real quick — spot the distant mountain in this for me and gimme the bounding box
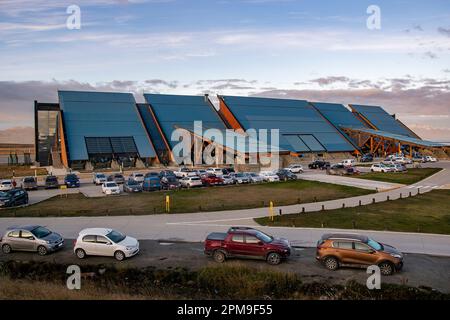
[0,126,34,144]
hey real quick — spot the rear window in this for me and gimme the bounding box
[190,177,200,181]
[24,178,35,183]
[8,230,20,238]
[106,183,117,188]
[2,181,11,185]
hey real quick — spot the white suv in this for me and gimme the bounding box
[0,180,13,191]
[102,182,121,195]
[259,171,280,182]
[74,228,139,261]
[130,172,145,183]
[93,173,107,185]
[370,163,392,173]
[285,164,304,173]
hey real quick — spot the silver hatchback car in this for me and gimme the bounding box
[0,225,64,256]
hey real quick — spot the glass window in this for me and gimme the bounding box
[96,236,110,244]
[21,230,34,239]
[355,242,372,252]
[245,236,260,244]
[8,230,20,238]
[82,235,96,243]
[105,230,125,243]
[334,241,353,249]
[231,234,244,243]
[31,226,51,238]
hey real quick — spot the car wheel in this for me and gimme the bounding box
[114,250,125,261]
[213,250,226,263]
[76,248,86,259]
[379,261,394,276]
[37,245,48,256]
[324,256,339,271]
[266,252,281,265]
[2,244,12,254]
[371,169,374,172]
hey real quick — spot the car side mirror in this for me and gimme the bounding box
[28,236,35,240]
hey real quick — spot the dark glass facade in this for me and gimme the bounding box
[34,102,60,166]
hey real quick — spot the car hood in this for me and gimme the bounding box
[118,236,138,247]
[381,243,402,256]
[41,232,62,242]
[271,237,290,248]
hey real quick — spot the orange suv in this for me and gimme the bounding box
[316,233,404,275]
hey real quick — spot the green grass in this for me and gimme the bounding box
[354,168,441,185]
[255,189,450,235]
[0,166,48,179]
[0,180,373,217]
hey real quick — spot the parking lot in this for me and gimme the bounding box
[1,239,449,293]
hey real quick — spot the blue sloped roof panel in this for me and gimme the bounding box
[343,127,445,148]
[144,94,228,149]
[59,91,156,160]
[350,104,416,137]
[220,96,356,153]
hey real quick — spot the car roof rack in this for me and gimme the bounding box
[228,226,255,232]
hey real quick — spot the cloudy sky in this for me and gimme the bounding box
[1,0,450,142]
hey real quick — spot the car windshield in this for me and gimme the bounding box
[255,231,273,243]
[2,181,11,185]
[66,174,78,180]
[31,226,52,238]
[236,173,245,177]
[367,238,383,250]
[127,180,139,186]
[46,176,57,181]
[167,177,177,183]
[135,174,143,177]
[106,230,125,243]
[97,174,106,178]
[191,177,200,181]
[106,183,117,187]
[24,178,35,183]
[0,191,9,197]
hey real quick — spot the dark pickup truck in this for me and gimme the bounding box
[204,227,291,265]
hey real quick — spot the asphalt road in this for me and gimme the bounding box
[1,162,449,256]
[1,240,449,294]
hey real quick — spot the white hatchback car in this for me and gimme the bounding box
[370,163,392,173]
[180,176,203,188]
[102,182,121,195]
[259,171,280,182]
[74,228,139,261]
[130,172,145,183]
[0,180,13,191]
[285,164,304,173]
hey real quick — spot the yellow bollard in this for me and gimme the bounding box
[165,195,170,213]
[269,201,274,222]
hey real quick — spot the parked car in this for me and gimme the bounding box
[316,233,404,276]
[245,172,264,183]
[360,154,374,163]
[275,169,297,181]
[93,173,107,185]
[205,168,223,176]
[20,176,37,190]
[233,172,250,184]
[107,173,125,184]
[284,164,304,173]
[123,180,143,193]
[64,174,80,188]
[161,176,181,190]
[393,156,412,165]
[204,227,291,265]
[142,176,162,191]
[259,171,280,182]
[159,170,176,179]
[0,180,13,191]
[74,228,139,261]
[102,182,121,195]
[1,225,64,256]
[179,176,203,188]
[221,174,236,185]
[424,156,437,162]
[341,159,356,167]
[370,163,392,173]
[412,155,425,162]
[44,175,59,189]
[129,172,145,183]
[201,174,224,186]
[222,167,235,175]
[327,164,356,176]
[174,167,196,178]
[308,160,330,170]
[387,163,407,172]
[195,169,208,178]
[0,189,29,208]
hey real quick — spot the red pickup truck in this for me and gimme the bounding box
[204,227,291,265]
[201,174,224,186]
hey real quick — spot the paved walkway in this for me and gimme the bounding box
[0,162,449,256]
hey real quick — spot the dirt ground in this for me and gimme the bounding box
[1,240,449,294]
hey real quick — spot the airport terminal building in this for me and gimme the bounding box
[34,90,449,169]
